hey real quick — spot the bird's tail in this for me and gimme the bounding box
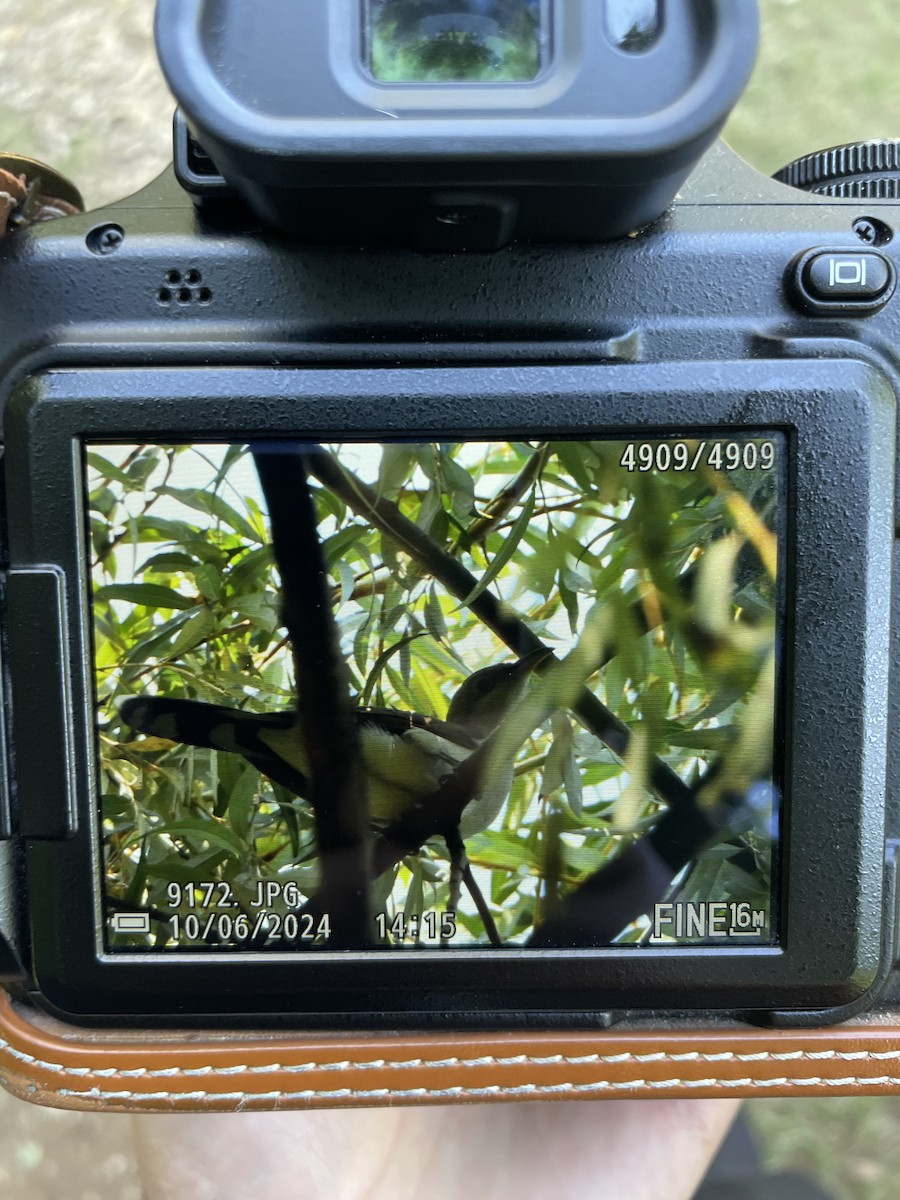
[119,696,309,795]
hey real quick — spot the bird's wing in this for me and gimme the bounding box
[120,697,478,812]
[353,706,480,750]
[359,724,472,825]
[122,696,511,836]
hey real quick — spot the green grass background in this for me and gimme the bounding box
[726,0,900,173]
[2,1,900,1197]
[3,0,900,207]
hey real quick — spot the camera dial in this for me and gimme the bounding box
[774,140,899,313]
[774,139,900,201]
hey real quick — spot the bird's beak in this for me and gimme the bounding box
[515,647,552,674]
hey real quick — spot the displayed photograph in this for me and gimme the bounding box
[365,0,546,82]
[88,435,781,952]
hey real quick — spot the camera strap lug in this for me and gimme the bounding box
[0,155,83,238]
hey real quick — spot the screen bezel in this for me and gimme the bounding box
[6,360,891,1023]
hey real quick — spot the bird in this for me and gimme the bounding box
[119,648,546,844]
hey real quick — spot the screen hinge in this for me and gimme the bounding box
[7,567,77,839]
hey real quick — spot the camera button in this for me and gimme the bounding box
[791,248,895,314]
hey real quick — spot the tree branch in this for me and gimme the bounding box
[305,447,701,823]
[252,444,372,949]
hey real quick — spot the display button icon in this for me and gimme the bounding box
[805,251,891,299]
[791,247,895,315]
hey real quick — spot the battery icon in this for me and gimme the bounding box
[111,912,151,935]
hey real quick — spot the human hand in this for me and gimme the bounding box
[134,1097,740,1200]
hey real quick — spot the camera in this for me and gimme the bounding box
[0,0,897,1032]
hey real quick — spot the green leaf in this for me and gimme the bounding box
[556,572,580,637]
[353,620,372,677]
[229,546,275,592]
[139,552,198,574]
[467,830,538,872]
[408,632,464,674]
[460,489,535,607]
[311,480,347,526]
[231,592,279,631]
[127,451,163,485]
[194,563,224,603]
[322,524,371,568]
[661,723,735,751]
[166,608,217,660]
[123,608,198,666]
[580,761,623,788]
[272,785,303,858]
[559,716,585,815]
[95,583,196,611]
[371,864,400,910]
[334,559,358,606]
[439,451,477,519]
[552,442,595,494]
[225,764,260,841]
[415,485,443,537]
[406,643,452,717]
[541,712,571,798]
[377,446,415,496]
[360,632,429,706]
[588,546,632,604]
[423,585,448,642]
[219,444,249,478]
[102,793,132,821]
[131,515,202,545]
[399,634,412,686]
[560,565,595,595]
[243,495,270,543]
[385,664,415,711]
[86,452,134,487]
[684,683,750,723]
[427,507,450,545]
[521,545,557,602]
[142,849,231,884]
[136,817,245,857]
[159,486,261,544]
[405,863,425,927]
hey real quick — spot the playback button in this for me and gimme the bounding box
[790,248,895,315]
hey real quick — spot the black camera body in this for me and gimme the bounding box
[0,0,898,1030]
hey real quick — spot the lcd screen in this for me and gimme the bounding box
[89,435,783,953]
[364,0,548,83]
